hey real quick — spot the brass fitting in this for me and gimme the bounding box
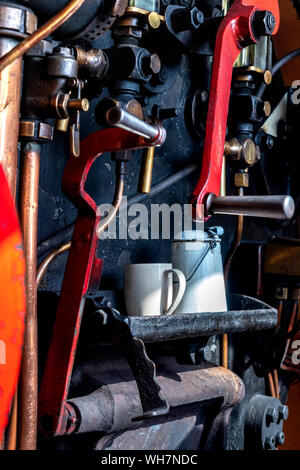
[292,287,300,301]
[234,171,249,188]
[224,137,259,168]
[275,286,288,300]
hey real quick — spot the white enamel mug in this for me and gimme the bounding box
[124,263,186,317]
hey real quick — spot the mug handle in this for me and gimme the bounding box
[163,269,186,316]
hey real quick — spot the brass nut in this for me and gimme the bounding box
[234,172,249,188]
[56,118,70,133]
[51,92,70,119]
[276,286,288,300]
[19,120,53,141]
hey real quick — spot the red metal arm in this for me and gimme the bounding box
[0,165,25,442]
[191,0,280,219]
[38,128,164,437]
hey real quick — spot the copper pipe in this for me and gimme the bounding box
[0,0,86,74]
[0,0,85,72]
[18,142,41,450]
[37,169,125,287]
[222,188,244,368]
[224,189,244,285]
[7,392,18,450]
[273,369,280,400]
[0,37,22,198]
[268,371,276,398]
[37,241,71,289]
[96,168,125,236]
[222,334,229,369]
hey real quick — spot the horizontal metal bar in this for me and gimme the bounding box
[207,195,295,220]
[90,295,277,344]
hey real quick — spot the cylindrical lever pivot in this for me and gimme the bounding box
[207,195,295,220]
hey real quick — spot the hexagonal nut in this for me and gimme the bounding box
[51,92,70,119]
[264,436,276,450]
[234,172,249,188]
[278,405,289,421]
[252,10,276,37]
[190,7,204,30]
[141,53,161,76]
[266,407,279,424]
[275,432,285,446]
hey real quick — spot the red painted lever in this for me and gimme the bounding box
[38,127,165,437]
[191,0,280,220]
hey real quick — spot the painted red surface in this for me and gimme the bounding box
[191,0,280,219]
[0,164,25,442]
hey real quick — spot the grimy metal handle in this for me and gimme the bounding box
[207,195,295,220]
[106,106,166,145]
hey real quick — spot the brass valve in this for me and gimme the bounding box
[224,137,260,169]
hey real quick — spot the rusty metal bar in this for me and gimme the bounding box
[67,356,245,435]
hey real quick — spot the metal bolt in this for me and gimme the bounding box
[68,98,90,113]
[275,432,285,446]
[141,53,161,76]
[264,135,274,150]
[171,6,204,32]
[158,107,181,120]
[264,436,276,450]
[191,7,204,29]
[252,10,276,37]
[266,407,279,424]
[278,404,289,421]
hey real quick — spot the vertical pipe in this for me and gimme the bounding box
[18,141,41,450]
[0,37,22,198]
[223,187,244,368]
[7,394,18,450]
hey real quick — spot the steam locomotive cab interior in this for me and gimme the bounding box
[0,0,300,452]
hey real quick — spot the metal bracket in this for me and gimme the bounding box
[93,305,170,420]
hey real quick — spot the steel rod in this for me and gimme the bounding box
[106,107,160,140]
[208,195,295,220]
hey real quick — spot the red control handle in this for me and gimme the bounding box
[191,0,280,220]
[39,128,165,437]
[0,164,25,442]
